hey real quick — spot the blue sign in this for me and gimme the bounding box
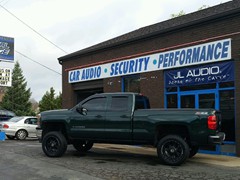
[68,39,232,83]
[0,36,14,62]
[165,61,234,87]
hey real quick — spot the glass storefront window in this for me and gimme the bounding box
[123,75,140,93]
[180,83,216,91]
[220,90,235,141]
[166,87,177,92]
[199,94,215,108]
[167,94,177,108]
[219,81,234,88]
[181,95,195,108]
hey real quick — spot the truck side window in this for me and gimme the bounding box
[82,97,106,111]
[110,96,129,111]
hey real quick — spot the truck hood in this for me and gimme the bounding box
[42,109,68,113]
[40,109,71,116]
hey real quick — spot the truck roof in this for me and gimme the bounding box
[95,92,141,96]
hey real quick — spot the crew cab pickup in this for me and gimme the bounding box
[36,92,225,165]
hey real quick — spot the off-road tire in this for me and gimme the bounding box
[157,135,189,166]
[42,131,67,157]
[73,141,94,152]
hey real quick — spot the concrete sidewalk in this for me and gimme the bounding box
[95,143,240,167]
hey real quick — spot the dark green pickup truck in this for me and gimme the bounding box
[36,92,225,165]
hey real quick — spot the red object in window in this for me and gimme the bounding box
[3,124,9,129]
[208,115,217,130]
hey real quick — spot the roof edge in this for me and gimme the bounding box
[58,0,239,63]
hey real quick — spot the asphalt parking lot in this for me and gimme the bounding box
[0,138,240,180]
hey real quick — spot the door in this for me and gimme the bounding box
[24,118,38,137]
[105,95,132,141]
[219,90,235,141]
[70,96,107,139]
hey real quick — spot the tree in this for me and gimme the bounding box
[39,87,62,112]
[55,92,62,109]
[1,61,33,116]
[170,5,209,19]
[198,5,209,11]
[170,10,185,18]
[30,98,39,114]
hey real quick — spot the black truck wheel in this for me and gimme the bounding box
[42,131,67,157]
[157,135,189,166]
[73,140,94,152]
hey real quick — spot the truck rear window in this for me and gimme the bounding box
[135,95,150,109]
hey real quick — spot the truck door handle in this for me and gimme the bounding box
[95,115,102,118]
[120,115,128,118]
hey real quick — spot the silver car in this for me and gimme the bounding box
[0,116,37,140]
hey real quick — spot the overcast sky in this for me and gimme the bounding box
[0,0,231,101]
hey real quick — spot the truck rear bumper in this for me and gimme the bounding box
[209,132,225,144]
[36,127,42,142]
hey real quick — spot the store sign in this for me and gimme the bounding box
[165,61,234,87]
[68,38,231,83]
[0,36,14,62]
[0,68,12,87]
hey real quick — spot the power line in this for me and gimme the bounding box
[0,4,68,54]
[15,50,62,75]
[0,0,10,6]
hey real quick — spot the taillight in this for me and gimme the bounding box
[208,115,217,130]
[3,124,9,129]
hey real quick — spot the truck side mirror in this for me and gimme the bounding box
[76,106,88,116]
[81,108,87,116]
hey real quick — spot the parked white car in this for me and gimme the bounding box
[0,116,37,140]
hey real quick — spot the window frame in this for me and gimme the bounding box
[108,96,130,111]
[82,97,107,111]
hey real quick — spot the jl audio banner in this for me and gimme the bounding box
[165,61,234,87]
[0,36,14,62]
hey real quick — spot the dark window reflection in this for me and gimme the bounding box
[220,90,235,141]
[123,75,140,93]
[180,83,216,91]
[167,94,177,108]
[199,94,215,108]
[181,95,195,108]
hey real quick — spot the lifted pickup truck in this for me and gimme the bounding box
[36,92,225,165]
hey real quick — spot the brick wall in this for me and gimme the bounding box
[232,37,240,156]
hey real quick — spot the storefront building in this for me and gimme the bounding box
[58,1,240,156]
